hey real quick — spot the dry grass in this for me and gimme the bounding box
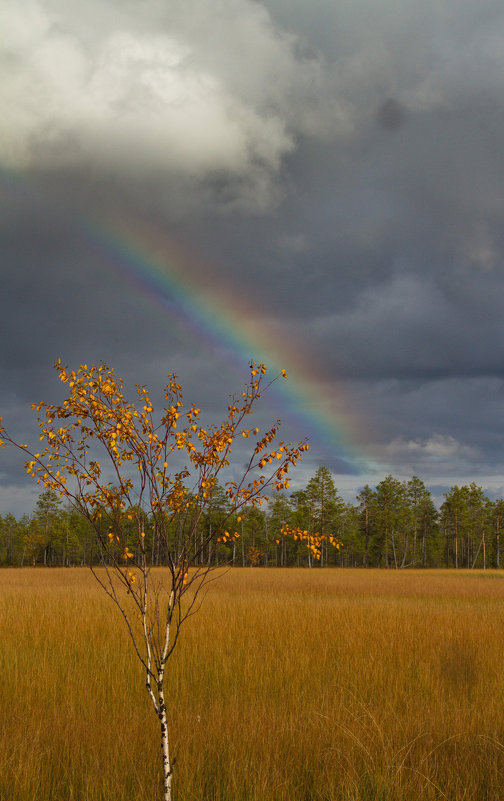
[2,568,504,800]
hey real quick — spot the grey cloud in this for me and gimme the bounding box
[376,99,407,132]
[3,0,504,513]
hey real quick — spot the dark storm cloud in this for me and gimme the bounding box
[376,99,407,132]
[3,0,504,512]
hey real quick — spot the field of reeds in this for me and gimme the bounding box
[2,568,504,801]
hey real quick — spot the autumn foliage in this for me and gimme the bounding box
[278,524,341,561]
[0,360,311,562]
[0,359,340,801]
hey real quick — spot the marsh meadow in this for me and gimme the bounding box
[1,567,504,801]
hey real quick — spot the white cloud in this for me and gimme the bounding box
[0,0,348,210]
[382,433,480,465]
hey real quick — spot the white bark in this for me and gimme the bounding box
[156,589,174,801]
[158,680,172,801]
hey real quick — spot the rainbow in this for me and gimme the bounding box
[79,210,376,474]
[2,168,378,474]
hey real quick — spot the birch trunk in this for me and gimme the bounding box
[400,533,408,568]
[391,531,398,569]
[158,680,173,801]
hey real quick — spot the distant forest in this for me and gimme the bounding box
[1,467,503,569]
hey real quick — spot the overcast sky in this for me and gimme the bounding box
[2,0,504,515]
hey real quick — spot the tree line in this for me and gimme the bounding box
[1,467,503,569]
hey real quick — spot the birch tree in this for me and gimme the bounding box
[374,476,410,568]
[0,359,311,801]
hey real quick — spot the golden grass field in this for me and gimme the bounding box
[2,568,504,800]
